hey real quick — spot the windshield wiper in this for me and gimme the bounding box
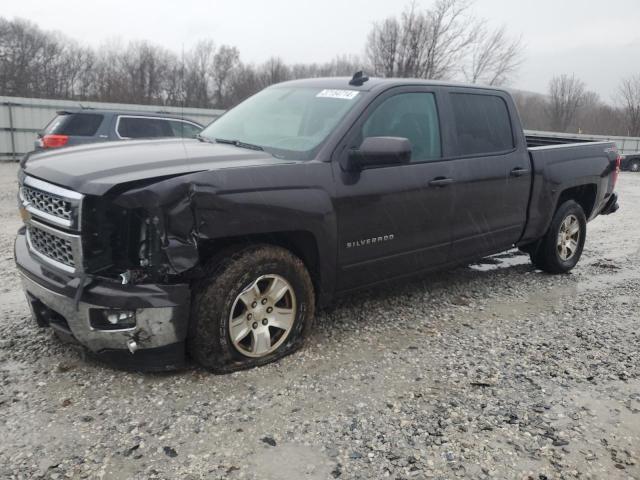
[215,138,264,151]
[195,134,215,144]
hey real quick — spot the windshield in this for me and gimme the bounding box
[199,86,364,160]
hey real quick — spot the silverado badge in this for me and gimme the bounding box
[346,234,395,249]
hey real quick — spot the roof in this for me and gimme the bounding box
[55,108,204,123]
[273,76,509,95]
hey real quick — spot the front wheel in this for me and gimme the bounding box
[530,200,587,274]
[629,160,640,172]
[188,245,315,373]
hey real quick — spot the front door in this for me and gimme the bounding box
[332,88,455,291]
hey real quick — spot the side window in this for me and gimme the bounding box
[168,120,202,138]
[361,92,441,162]
[117,117,173,139]
[52,114,104,136]
[450,93,514,156]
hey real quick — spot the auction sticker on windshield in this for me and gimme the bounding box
[316,89,360,100]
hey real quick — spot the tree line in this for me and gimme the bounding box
[0,18,364,109]
[2,0,640,136]
[513,74,640,137]
[0,0,522,109]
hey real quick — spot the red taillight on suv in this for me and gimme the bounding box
[41,134,69,149]
[612,154,622,189]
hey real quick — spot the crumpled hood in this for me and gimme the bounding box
[23,138,289,196]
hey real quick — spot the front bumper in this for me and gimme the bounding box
[15,232,191,370]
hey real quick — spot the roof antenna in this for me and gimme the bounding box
[349,71,369,87]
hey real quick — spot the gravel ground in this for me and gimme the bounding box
[0,162,638,480]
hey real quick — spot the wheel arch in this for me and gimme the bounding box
[556,183,597,219]
[197,230,326,303]
[518,182,597,249]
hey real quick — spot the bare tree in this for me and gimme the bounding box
[329,55,364,76]
[367,0,522,81]
[212,45,240,108]
[259,57,290,87]
[0,18,48,96]
[182,40,215,107]
[227,63,261,105]
[366,17,400,77]
[464,25,523,86]
[512,90,548,131]
[618,75,640,136]
[119,41,174,104]
[420,0,479,79]
[547,74,586,132]
[92,41,127,102]
[513,88,627,136]
[580,97,626,135]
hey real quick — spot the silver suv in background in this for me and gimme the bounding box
[35,109,203,150]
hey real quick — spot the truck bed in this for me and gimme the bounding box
[525,133,600,149]
[519,140,619,245]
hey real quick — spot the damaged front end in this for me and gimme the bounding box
[104,175,206,283]
[15,173,200,371]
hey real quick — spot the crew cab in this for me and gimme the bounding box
[15,75,620,372]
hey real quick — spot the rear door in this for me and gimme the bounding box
[333,87,455,290]
[443,90,531,259]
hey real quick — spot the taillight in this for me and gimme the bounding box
[41,134,69,148]
[612,155,621,190]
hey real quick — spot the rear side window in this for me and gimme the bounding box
[168,120,201,138]
[450,93,514,156]
[362,92,441,162]
[117,117,174,138]
[44,113,104,136]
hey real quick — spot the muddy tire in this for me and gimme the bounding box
[530,200,586,274]
[188,245,315,373]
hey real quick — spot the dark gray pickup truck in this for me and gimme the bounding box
[15,75,620,372]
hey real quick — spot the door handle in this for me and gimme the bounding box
[510,167,530,177]
[429,177,454,187]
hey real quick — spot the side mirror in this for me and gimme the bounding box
[344,137,412,171]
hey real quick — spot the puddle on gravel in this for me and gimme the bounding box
[249,443,335,480]
[468,249,530,272]
[541,380,640,478]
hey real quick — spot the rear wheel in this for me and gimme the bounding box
[530,200,586,274]
[188,245,315,373]
[630,159,640,172]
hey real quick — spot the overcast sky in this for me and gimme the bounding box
[4,0,640,101]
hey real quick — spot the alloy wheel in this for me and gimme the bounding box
[556,214,580,261]
[228,274,296,358]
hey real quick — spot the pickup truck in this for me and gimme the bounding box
[15,74,621,372]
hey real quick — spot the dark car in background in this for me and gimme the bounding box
[620,154,640,172]
[35,109,204,150]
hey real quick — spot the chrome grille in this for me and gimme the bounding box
[19,176,83,230]
[19,177,85,274]
[27,224,76,267]
[21,186,73,221]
